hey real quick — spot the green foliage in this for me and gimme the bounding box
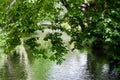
[0,0,120,64]
[44,32,68,64]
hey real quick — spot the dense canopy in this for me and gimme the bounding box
[0,0,120,65]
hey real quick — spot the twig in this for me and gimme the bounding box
[6,0,16,12]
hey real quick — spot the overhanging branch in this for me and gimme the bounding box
[60,0,69,8]
[6,0,16,12]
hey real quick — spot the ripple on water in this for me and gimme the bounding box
[48,50,90,80]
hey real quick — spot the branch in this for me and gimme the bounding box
[6,0,16,12]
[60,0,69,9]
[77,17,85,32]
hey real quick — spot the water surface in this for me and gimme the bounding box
[0,50,119,80]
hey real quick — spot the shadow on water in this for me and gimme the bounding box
[87,48,120,80]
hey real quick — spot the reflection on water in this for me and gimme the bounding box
[48,50,90,80]
[0,50,120,80]
[0,54,27,80]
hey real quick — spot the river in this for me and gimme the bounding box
[0,49,119,80]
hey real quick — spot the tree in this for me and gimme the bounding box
[0,0,120,65]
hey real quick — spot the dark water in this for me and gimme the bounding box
[0,50,119,80]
